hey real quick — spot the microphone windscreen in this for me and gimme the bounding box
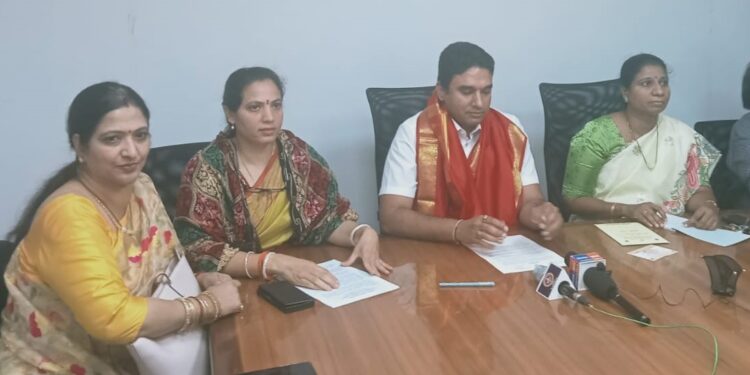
[584,269,618,300]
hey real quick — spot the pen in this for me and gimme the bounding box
[438,281,495,288]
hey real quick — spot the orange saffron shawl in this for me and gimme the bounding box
[414,93,527,225]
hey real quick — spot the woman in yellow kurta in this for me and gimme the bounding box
[1,82,241,373]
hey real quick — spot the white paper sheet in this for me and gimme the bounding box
[594,222,669,246]
[665,214,750,247]
[296,260,399,308]
[468,235,565,274]
[627,245,678,261]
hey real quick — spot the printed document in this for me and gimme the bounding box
[297,260,399,308]
[468,235,565,274]
[628,245,678,261]
[594,222,669,246]
[665,214,750,247]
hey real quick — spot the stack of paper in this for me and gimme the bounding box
[297,260,399,308]
[468,235,565,274]
[665,214,750,247]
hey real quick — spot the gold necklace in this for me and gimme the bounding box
[239,158,258,184]
[625,113,659,170]
[78,178,138,238]
[235,142,276,187]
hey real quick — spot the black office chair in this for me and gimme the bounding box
[539,79,625,219]
[694,120,744,209]
[366,86,434,190]
[143,142,209,219]
[0,240,14,313]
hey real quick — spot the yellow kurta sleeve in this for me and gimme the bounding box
[23,195,148,344]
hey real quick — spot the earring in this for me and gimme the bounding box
[77,156,84,164]
[623,96,629,103]
[229,123,236,131]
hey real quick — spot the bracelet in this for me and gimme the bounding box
[262,252,275,281]
[197,293,218,323]
[189,296,204,325]
[452,219,463,244]
[609,203,617,218]
[349,223,371,246]
[188,298,201,330]
[202,291,222,321]
[243,251,254,279]
[177,298,195,333]
[177,298,190,332]
[194,295,211,324]
[257,251,269,280]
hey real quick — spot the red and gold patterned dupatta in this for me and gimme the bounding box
[175,130,357,272]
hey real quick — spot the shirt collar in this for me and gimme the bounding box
[452,120,482,138]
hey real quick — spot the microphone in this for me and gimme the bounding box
[564,251,606,291]
[534,265,591,306]
[557,281,592,306]
[583,265,651,325]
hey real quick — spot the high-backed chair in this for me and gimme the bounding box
[143,142,208,219]
[694,120,744,209]
[0,240,14,313]
[366,86,434,190]
[539,79,625,219]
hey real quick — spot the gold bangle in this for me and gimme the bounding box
[452,219,463,244]
[195,295,213,325]
[203,291,222,321]
[177,298,189,332]
[188,298,201,330]
[203,294,219,324]
[189,296,204,325]
[177,298,193,333]
[609,203,616,218]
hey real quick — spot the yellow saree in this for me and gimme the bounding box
[244,151,293,249]
[0,174,180,374]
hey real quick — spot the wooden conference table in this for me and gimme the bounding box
[210,223,750,374]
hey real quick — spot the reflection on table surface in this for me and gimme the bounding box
[211,223,750,375]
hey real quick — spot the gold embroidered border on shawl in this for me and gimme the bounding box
[506,123,527,208]
[414,108,451,214]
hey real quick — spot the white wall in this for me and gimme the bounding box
[1,0,749,235]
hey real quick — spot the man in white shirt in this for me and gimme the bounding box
[378,42,563,247]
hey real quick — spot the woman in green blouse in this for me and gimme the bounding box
[562,53,721,230]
